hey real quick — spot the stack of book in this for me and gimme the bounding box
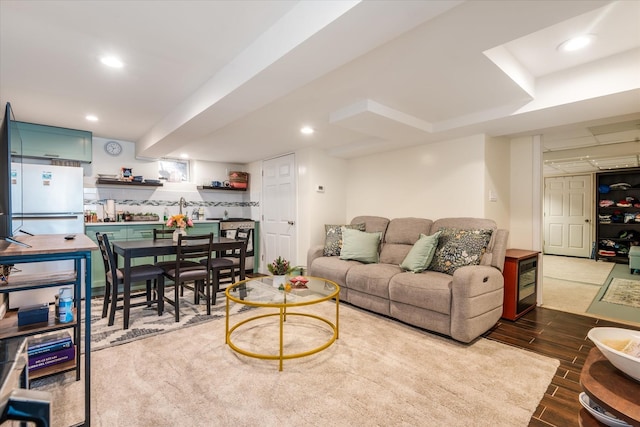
[27,330,75,372]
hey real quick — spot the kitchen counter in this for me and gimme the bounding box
[84,219,221,226]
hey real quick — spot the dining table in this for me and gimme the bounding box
[111,236,246,326]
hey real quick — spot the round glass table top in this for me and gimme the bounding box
[225,275,339,307]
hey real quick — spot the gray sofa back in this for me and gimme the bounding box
[348,216,508,273]
[380,217,432,265]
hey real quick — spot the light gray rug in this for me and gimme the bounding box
[35,302,559,427]
[542,254,614,285]
[87,288,251,351]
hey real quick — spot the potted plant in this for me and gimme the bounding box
[268,256,292,287]
[166,213,194,242]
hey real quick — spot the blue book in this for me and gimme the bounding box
[27,331,72,352]
[28,339,73,356]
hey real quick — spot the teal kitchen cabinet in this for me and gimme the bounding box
[11,121,92,163]
[126,224,162,267]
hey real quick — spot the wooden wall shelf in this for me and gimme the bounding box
[96,178,163,187]
[197,185,246,192]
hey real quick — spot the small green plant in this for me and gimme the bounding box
[267,256,292,275]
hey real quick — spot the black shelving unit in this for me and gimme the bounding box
[595,168,640,263]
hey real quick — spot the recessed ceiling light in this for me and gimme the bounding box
[300,126,314,135]
[100,56,124,68]
[558,35,595,52]
[85,115,98,122]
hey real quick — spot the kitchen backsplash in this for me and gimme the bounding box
[83,187,258,222]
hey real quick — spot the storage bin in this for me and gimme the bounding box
[18,303,50,326]
[228,171,248,189]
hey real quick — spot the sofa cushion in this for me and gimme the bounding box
[323,223,366,256]
[400,231,442,273]
[340,228,382,264]
[346,263,403,299]
[389,271,453,315]
[430,218,497,267]
[309,256,361,289]
[429,228,493,275]
[351,216,390,241]
[380,217,433,265]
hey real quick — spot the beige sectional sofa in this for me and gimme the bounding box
[307,216,509,343]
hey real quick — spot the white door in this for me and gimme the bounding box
[262,154,297,270]
[544,175,592,257]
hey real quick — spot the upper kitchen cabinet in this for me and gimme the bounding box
[10,121,92,163]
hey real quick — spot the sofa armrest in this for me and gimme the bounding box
[307,245,325,269]
[449,265,504,343]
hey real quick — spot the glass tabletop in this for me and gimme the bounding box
[226,276,339,307]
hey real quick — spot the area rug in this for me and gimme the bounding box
[87,288,252,351]
[601,277,640,308]
[35,302,559,427]
[541,277,601,315]
[542,254,614,285]
[587,264,640,325]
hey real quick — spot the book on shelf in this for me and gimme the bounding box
[28,346,75,371]
[28,338,73,356]
[27,330,73,355]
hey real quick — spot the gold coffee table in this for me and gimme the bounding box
[225,276,339,371]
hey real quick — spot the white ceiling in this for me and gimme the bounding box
[1,0,639,168]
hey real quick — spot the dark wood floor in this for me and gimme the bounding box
[483,307,639,427]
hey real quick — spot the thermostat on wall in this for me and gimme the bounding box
[316,185,325,193]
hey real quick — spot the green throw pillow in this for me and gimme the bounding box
[400,231,442,273]
[339,227,382,264]
[323,223,366,256]
[429,228,493,275]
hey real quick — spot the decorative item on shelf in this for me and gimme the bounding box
[228,171,248,189]
[166,214,194,242]
[268,256,293,288]
[1,264,11,283]
[121,167,133,181]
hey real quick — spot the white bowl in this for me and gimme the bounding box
[587,327,640,382]
[578,392,631,427]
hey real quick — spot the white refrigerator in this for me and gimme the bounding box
[9,162,85,308]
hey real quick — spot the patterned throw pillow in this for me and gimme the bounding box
[323,223,366,256]
[429,228,493,275]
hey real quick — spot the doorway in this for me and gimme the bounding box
[262,154,297,271]
[543,174,593,258]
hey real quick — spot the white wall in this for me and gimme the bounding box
[484,136,510,230]
[344,135,487,220]
[296,147,348,257]
[508,135,542,251]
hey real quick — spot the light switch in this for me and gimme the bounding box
[489,190,497,202]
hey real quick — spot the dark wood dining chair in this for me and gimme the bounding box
[162,233,213,321]
[199,249,235,306]
[96,232,165,329]
[221,228,254,279]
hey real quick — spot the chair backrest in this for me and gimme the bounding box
[153,228,174,240]
[172,233,213,280]
[95,232,118,284]
[224,228,253,257]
